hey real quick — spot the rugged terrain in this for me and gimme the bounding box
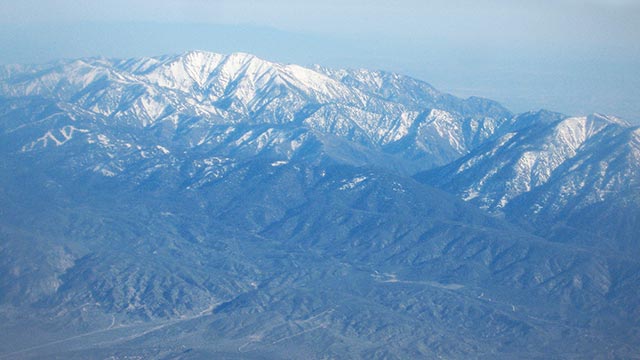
[0,51,638,358]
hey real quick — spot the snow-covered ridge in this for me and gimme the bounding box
[1,51,358,105]
[426,113,638,214]
[1,50,519,172]
[2,51,638,256]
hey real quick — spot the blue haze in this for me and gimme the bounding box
[1,0,639,121]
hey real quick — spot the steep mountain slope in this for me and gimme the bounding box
[0,51,522,171]
[508,124,640,252]
[0,51,639,358]
[420,114,640,253]
[2,153,639,358]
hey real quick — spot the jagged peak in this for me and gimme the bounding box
[588,112,630,127]
[549,114,629,143]
[214,52,272,78]
[138,51,347,99]
[127,51,272,91]
[315,65,438,93]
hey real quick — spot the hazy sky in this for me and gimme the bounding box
[1,0,639,120]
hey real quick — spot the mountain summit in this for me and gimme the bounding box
[1,51,517,170]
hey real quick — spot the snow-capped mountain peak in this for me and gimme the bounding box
[422,111,639,246]
[1,51,522,172]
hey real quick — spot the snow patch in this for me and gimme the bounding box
[392,182,405,193]
[156,145,170,154]
[271,160,288,167]
[235,130,253,146]
[92,165,117,177]
[339,176,367,190]
[462,189,480,201]
[22,126,89,151]
[97,134,110,146]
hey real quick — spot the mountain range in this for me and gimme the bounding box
[0,51,638,359]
